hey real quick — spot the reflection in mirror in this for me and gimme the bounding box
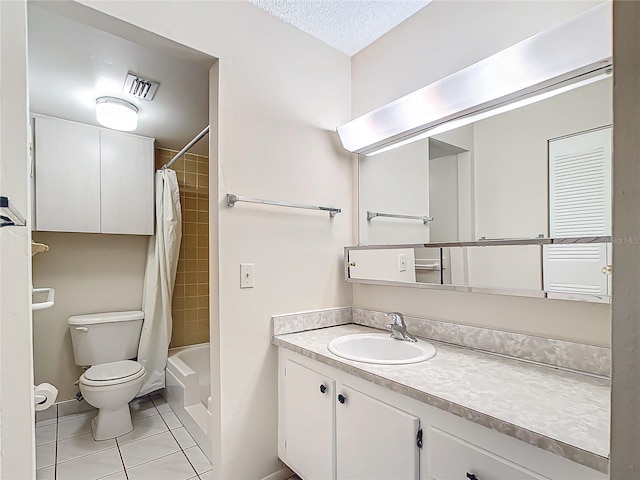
[347,242,611,303]
[358,75,612,246]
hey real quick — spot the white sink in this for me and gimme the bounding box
[327,333,436,365]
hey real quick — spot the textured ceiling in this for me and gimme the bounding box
[249,0,431,56]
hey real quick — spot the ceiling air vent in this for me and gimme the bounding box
[122,73,160,101]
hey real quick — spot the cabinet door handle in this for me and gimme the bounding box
[319,384,327,394]
[466,473,478,480]
[338,394,346,404]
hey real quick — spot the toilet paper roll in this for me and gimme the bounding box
[34,383,58,412]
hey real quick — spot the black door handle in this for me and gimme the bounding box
[466,473,478,480]
[338,394,346,404]
[319,384,327,394]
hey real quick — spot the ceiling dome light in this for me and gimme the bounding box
[95,96,139,132]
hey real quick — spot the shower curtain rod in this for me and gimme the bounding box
[162,125,210,169]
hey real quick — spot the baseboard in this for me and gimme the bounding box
[260,466,294,480]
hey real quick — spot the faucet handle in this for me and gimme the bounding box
[386,312,405,327]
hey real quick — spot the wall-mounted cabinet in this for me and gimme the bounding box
[33,115,154,235]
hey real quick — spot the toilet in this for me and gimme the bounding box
[68,311,147,441]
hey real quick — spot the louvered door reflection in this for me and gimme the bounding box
[544,127,611,296]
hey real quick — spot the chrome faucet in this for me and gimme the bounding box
[386,312,417,342]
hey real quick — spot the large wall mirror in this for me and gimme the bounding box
[358,76,612,246]
[340,4,613,303]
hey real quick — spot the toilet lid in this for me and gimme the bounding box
[84,360,143,382]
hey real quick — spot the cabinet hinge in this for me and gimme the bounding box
[417,428,423,449]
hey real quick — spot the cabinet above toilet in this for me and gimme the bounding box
[32,115,155,235]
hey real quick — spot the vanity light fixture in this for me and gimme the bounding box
[365,71,612,157]
[95,96,139,132]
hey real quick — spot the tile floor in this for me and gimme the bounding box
[36,394,212,480]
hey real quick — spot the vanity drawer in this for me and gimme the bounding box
[428,427,547,480]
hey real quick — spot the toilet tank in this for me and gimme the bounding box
[68,311,144,366]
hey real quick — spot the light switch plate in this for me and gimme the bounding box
[398,254,407,272]
[240,263,255,288]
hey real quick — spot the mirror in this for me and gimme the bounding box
[347,241,611,303]
[358,75,612,246]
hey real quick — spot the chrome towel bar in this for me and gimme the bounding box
[367,211,433,224]
[227,193,341,218]
[0,196,26,228]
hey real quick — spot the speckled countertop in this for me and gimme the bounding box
[273,324,610,474]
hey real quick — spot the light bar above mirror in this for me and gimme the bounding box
[336,3,611,155]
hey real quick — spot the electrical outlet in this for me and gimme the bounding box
[240,263,255,288]
[398,254,407,272]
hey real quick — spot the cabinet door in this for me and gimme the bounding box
[428,427,545,480]
[100,130,154,234]
[336,385,419,480]
[34,117,101,232]
[283,360,336,480]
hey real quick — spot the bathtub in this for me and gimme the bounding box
[165,343,212,462]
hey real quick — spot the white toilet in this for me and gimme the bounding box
[68,311,147,441]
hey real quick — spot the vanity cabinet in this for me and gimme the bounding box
[279,360,420,480]
[278,348,606,480]
[33,115,154,235]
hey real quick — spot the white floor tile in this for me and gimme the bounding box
[35,466,55,480]
[199,470,215,480]
[57,432,116,463]
[57,447,124,480]
[36,442,56,469]
[58,408,98,424]
[130,399,159,420]
[58,399,95,417]
[57,414,94,440]
[126,451,197,480]
[184,446,212,475]
[151,395,172,413]
[35,417,58,428]
[171,427,197,449]
[36,423,57,446]
[36,406,57,424]
[97,471,128,480]
[160,410,182,429]
[119,431,180,469]
[116,413,168,445]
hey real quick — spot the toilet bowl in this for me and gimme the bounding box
[79,360,146,440]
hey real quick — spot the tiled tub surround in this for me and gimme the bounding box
[272,311,610,473]
[155,148,210,347]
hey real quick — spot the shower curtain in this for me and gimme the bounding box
[138,169,182,396]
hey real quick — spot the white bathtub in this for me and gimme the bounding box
[165,343,212,462]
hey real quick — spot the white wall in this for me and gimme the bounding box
[79,2,353,479]
[32,232,147,401]
[359,139,429,244]
[0,0,35,477]
[610,1,640,476]
[352,0,611,347]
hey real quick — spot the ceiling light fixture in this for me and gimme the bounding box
[95,96,139,132]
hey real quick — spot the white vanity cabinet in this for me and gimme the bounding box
[278,348,607,480]
[278,354,420,480]
[279,358,421,480]
[336,384,420,480]
[33,115,154,235]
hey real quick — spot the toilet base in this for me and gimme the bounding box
[91,405,133,441]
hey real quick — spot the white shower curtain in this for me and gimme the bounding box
[138,169,182,395]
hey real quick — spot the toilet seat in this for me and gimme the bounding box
[80,360,145,387]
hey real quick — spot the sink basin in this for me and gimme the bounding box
[327,333,436,365]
